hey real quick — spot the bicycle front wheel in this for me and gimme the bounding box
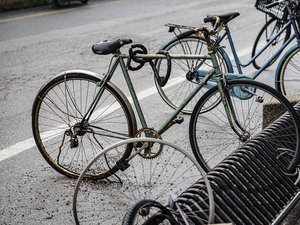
[73,138,214,225]
[156,37,229,114]
[32,72,137,179]
[251,17,291,70]
[189,79,300,172]
[276,46,300,96]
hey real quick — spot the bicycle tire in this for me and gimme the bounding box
[32,72,137,179]
[156,36,230,114]
[251,17,291,70]
[189,79,300,172]
[122,199,178,225]
[275,45,300,96]
[73,138,215,225]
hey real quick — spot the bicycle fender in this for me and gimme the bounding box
[36,69,104,93]
[54,69,104,80]
[218,47,233,73]
[159,35,179,50]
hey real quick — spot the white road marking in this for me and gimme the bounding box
[0,47,252,162]
[0,139,37,161]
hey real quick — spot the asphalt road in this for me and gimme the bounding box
[0,0,299,224]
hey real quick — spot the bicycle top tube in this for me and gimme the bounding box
[123,53,211,60]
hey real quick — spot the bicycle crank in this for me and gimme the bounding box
[134,128,163,159]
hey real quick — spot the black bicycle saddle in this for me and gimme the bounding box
[204,12,240,24]
[92,39,132,55]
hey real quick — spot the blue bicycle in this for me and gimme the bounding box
[155,0,300,114]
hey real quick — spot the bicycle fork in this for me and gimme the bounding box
[220,85,249,142]
[209,49,248,141]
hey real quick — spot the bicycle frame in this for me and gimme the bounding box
[80,49,243,139]
[214,15,300,78]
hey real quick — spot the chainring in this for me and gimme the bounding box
[134,128,163,159]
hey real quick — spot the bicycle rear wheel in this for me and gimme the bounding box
[73,138,214,225]
[32,72,136,179]
[251,17,291,69]
[156,37,229,114]
[189,79,300,172]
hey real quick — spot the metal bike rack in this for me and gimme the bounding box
[176,104,300,225]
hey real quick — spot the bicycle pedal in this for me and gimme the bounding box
[116,159,130,171]
[174,116,184,124]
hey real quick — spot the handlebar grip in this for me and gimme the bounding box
[176,29,196,39]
